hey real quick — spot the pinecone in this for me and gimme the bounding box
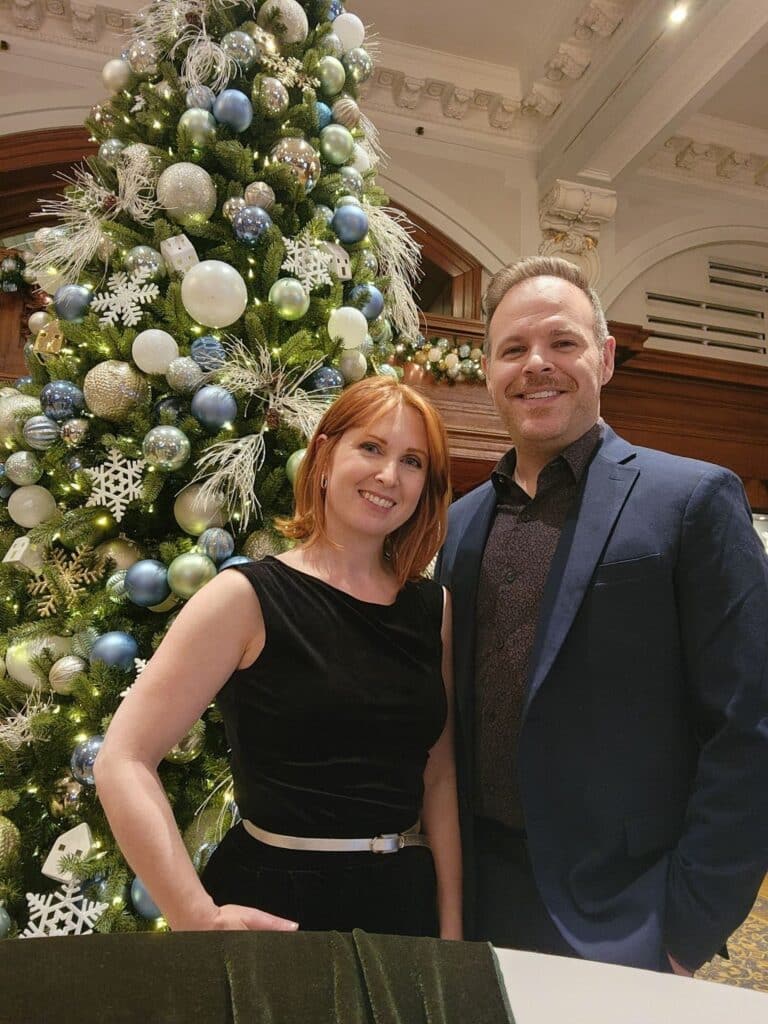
[266,408,280,430]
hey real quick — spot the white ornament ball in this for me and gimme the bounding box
[350,144,372,175]
[6,635,72,690]
[28,311,52,336]
[332,13,365,52]
[257,0,308,44]
[339,349,367,382]
[181,260,248,328]
[7,485,57,528]
[174,484,226,536]
[132,329,180,375]
[102,58,132,94]
[49,655,87,695]
[328,306,368,349]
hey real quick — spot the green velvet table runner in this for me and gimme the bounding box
[0,929,514,1023]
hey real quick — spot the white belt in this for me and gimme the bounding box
[242,819,430,854]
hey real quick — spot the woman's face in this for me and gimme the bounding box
[322,405,429,542]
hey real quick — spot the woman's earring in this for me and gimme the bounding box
[320,474,327,491]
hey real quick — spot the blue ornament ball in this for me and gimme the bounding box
[70,735,104,785]
[378,363,399,379]
[348,283,384,321]
[219,555,254,569]
[232,205,272,246]
[197,527,235,564]
[191,385,238,432]
[327,0,344,18]
[186,85,215,110]
[316,101,333,129]
[40,380,85,421]
[53,284,93,323]
[14,376,33,389]
[315,204,334,224]
[307,366,344,393]
[66,455,83,472]
[131,876,161,920]
[125,559,170,607]
[190,335,226,371]
[331,203,369,244]
[213,89,253,132]
[0,904,11,938]
[90,631,138,671]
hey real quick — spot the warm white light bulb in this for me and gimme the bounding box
[669,3,688,24]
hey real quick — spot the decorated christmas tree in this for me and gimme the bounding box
[0,0,420,940]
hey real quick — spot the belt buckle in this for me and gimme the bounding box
[370,833,402,854]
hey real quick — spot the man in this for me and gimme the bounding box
[435,255,768,973]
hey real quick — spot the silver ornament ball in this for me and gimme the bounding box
[166,357,204,393]
[222,196,247,222]
[157,163,217,226]
[244,181,276,210]
[124,245,166,282]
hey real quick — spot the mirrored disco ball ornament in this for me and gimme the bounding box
[142,425,191,471]
[267,138,321,193]
[124,245,166,282]
[70,735,105,785]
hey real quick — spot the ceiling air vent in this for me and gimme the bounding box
[644,291,767,364]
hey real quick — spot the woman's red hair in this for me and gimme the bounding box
[276,376,451,586]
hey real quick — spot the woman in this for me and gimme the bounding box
[95,376,462,939]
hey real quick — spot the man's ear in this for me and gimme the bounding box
[601,337,616,387]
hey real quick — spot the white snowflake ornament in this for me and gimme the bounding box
[90,266,159,327]
[281,234,334,291]
[20,881,108,938]
[85,448,145,522]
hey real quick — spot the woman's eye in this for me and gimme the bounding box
[404,456,423,469]
[361,441,380,453]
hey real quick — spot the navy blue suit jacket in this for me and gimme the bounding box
[435,424,768,971]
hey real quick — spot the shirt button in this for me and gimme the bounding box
[504,571,515,583]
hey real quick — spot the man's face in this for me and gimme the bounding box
[483,276,615,453]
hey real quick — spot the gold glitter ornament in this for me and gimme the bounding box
[243,529,283,560]
[0,816,21,872]
[83,361,149,421]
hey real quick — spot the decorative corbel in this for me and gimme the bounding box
[538,179,617,286]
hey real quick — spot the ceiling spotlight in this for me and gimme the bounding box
[669,3,688,24]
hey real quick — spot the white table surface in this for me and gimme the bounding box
[495,948,768,1024]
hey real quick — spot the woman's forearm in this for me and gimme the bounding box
[94,754,217,931]
[421,774,463,940]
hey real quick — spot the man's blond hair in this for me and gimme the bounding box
[483,256,609,357]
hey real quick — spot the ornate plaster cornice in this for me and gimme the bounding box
[538,179,618,286]
[0,0,133,50]
[644,133,768,199]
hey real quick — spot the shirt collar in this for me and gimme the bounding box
[492,421,603,501]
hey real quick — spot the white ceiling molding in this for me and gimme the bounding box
[0,0,135,51]
[643,135,768,200]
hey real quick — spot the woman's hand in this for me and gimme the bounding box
[184,903,299,932]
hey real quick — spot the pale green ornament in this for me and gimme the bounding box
[178,108,217,148]
[343,47,373,84]
[174,483,225,535]
[285,448,306,485]
[269,278,310,321]
[167,551,218,598]
[317,56,346,97]
[319,124,355,166]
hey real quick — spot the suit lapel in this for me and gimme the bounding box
[523,444,639,719]
[451,485,496,751]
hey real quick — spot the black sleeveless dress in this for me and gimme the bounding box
[201,556,447,936]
